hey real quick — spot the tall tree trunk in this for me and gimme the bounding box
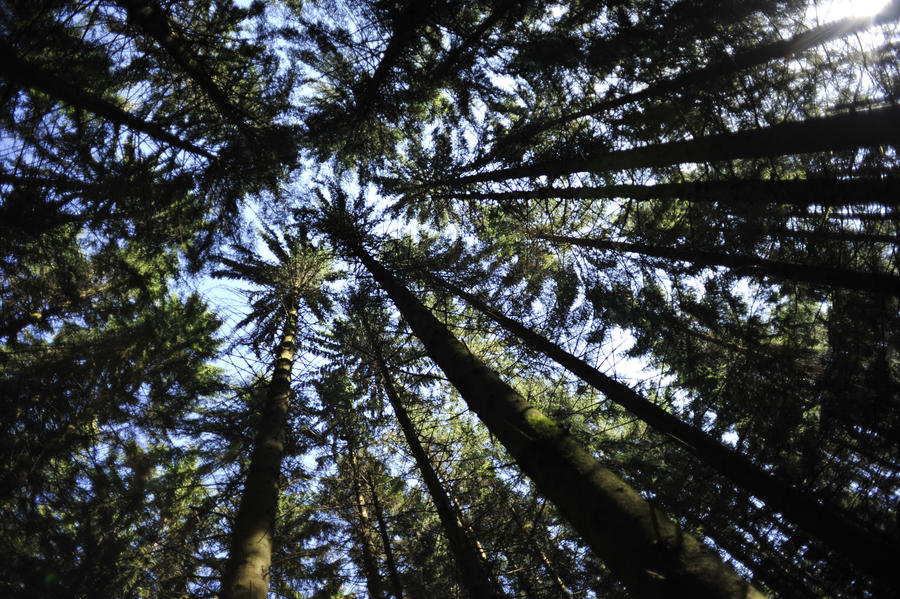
[447,105,900,186]
[367,476,405,599]
[347,239,764,599]
[431,274,899,585]
[535,233,900,295]
[348,448,386,599]
[352,1,429,116]
[220,299,298,599]
[479,2,900,161]
[370,352,502,599]
[0,41,215,159]
[433,178,900,209]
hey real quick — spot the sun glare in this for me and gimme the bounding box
[815,0,892,21]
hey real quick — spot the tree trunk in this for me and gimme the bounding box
[536,233,900,295]
[371,354,502,599]
[448,105,900,186]
[220,300,297,599]
[348,240,764,599]
[471,3,900,168]
[352,1,429,116]
[349,449,386,599]
[0,41,214,159]
[490,3,900,153]
[422,0,515,87]
[368,477,405,599]
[434,178,900,209]
[431,274,900,585]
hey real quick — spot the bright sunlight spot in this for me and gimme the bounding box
[816,0,892,20]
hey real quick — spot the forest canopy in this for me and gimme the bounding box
[2,1,899,598]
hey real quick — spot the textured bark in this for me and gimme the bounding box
[449,105,900,185]
[537,233,900,295]
[0,41,214,159]
[220,301,297,599]
[433,275,900,586]
[349,240,763,599]
[372,356,502,599]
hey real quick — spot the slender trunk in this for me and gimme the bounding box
[220,300,297,599]
[368,477,405,599]
[766,227,897,246]
[0,41,214,159]
[531,538,573,599]
[431,274,899,585]
[349,449,386,599]
[448,105,900,186]
[434,178,900,209]
[498,492,573,599]
[443,486,491,565]
[477,2,900,165]
[348,240,763,599]
[536,233,900,295]
[372,356,502,599]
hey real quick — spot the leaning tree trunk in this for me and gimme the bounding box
[370,350,503,599]
[444,105,900,186]
[535,233,900,295]
[346,238,763,599]
[220,298,298,599]
[433,178,900,209]
[480,3,900,160]
[431,273,899,585]
[114,0,250,131]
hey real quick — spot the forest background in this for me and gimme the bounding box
[2,0,899,597]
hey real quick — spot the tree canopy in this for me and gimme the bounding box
[2,1,899,597]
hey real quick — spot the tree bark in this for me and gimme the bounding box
[371,354,502,599]
[220,300,297,599]
[434,178,900,209]
[447,105,900,186]
[536,233,900,295]
[348,240,764,599]
[431,274,900,586]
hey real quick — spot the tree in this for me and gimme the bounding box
[342,294,503,599]
[320,207,764,598]
[5,1,900,597]
[214,226,337,599]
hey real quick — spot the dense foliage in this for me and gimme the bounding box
[2,0,899,597]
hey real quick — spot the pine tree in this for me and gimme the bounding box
[214,226,337,599]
